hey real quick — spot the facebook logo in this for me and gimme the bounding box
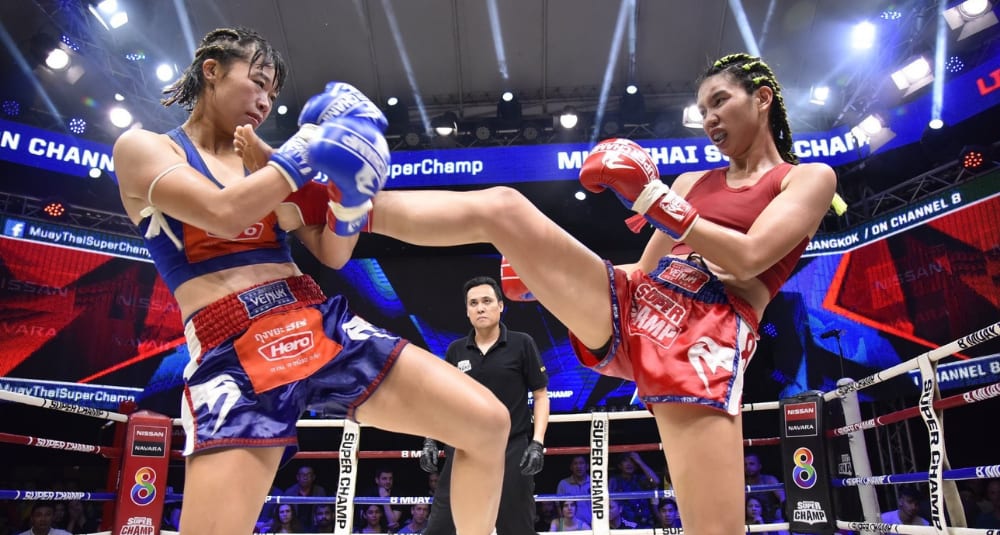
[3,219,26,238]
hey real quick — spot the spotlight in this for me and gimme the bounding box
[386,97,399,106]
[155,63,175,82]
[46,48,70,70]
[42,199,67,219]
[574,191,586,201]
[384,98,410,134]
[959,145,987,169]
[682,104,703,128]
[809,85,830,106]
[432,112,458,136]
[928,118,944,130]
[621,87,645,125]
[851,21,876,50]
[497,92,521,124]
[890,56,933,96]
[945,56,965,73]
[473,122,494,141]
[276,105,288,116]
[403,129,423,148]
[521,121,541,142]
[558,107,579,130]
[68,117,87,135]
[109,106,133,128]
[89,167,102,179]
[2,100,20,117]
[944,0,998,40]
[851,114,896,152]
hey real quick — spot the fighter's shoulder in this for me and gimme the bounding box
[786,161,836,182]
[112,127,175,155]
[670,168,716,196]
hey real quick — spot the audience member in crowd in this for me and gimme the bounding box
[17,503,71,535]
[555,455,592,524]
[608,500,637,530]
[261,504,302,534]
[609,452,659,528]
[658,498,682,529]
[312,504,335,533]
[975,479,1000,529]
[398,504,430,534]
[534,501,559,532]
[356,505,387,534]
[745,452,785,517]
[60,501,97,535]
[285,465,327,531]
[370,467,403,531]
[881,486,929,526]
[549,501,590,532]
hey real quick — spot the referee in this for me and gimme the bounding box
[421,275,550,535]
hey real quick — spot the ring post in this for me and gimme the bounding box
[836,377,881,531]
[780,391,836,534]
[111,410,171,535]
[589,412,609,535]
[334,420,361,535]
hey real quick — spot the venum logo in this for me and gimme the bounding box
[259,332,314,361]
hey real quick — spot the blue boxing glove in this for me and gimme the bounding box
[266,123,320,191]
[309,117,390,236]
[299,82,388,132]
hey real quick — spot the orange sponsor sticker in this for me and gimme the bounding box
[234,308,342,393]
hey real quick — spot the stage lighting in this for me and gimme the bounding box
[155,63,175,82]
[432,112,458,136]
[68,118,87,135]
[851,114,896,152]
[890,56,933,96]
[558,107,579,130]
[621,87,645,125]
[109,106,133,128]
[2,100,20,117]
[384,98,410,134]
[521,121,541,142]
[473,122,494,141]
[960,145,987,169]
[46,48,70,70]
[403,129,422,148]
[851,21,876,50]
[944,0,998,40]
[809,85,830,106]
[497,92,521,124]
[682,104,703,128]
[42,199,67,220]
[276,105,288,116]
[928,118,944,129]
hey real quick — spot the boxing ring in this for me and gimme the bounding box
[2,320,999,535]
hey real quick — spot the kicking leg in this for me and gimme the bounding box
[372,187,612,348]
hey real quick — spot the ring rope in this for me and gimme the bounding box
[829,380,1000,437]
[835,464,1000,487]
[0,431,121,458]
[0,388,128,422]
[823,321,1000,401]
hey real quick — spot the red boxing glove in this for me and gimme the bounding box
[579,138,699,241]
[281,181,327,226]
[500,257,536,302]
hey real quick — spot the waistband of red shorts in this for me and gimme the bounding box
[186,275,327,353]
[658,255,760,334]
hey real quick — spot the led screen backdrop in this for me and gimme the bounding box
[1,177,998,413]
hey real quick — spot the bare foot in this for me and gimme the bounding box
[234,124,273,172]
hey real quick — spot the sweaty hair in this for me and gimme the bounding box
[699,53,798,164]
[463,276,503,304]
[162,27,287,110]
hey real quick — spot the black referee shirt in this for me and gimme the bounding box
[445,322,548,439]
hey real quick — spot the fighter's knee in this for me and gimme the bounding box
[485,186,530,213]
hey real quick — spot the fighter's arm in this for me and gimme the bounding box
[619,171,702,274]
[683,162,836,281]
[113,128,293,237]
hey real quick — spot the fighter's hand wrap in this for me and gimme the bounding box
[419,438,439,473]
[519,440,545,475]
[309,117,391,236]
[281,181,327,226]
[500,257,536,302]
[299,81,388,132]
[267,123,320,191]
[579,138,700,241]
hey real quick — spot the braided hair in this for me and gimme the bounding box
[699,53,798,164]
[161,27,287,111]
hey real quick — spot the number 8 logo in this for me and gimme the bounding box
[792,447,817,489]
[130,467,157,506]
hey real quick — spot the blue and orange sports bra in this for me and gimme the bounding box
[138,127,293,293]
